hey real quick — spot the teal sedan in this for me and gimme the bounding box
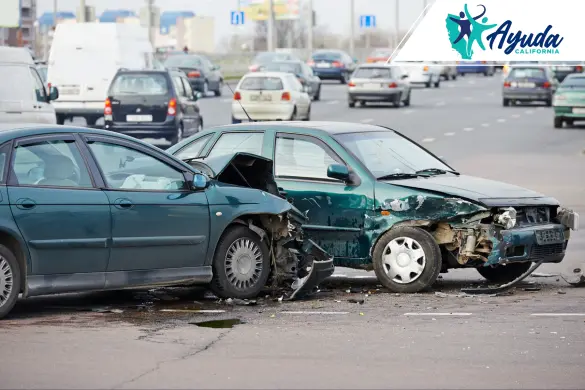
[553,73,585,128]
[168,122,579,294]
[0,124,333,318]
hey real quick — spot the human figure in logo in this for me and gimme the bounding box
[464,3,497,57]
[449,4,487,45]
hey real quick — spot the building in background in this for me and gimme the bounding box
[158,11,193,35]
[99,10,137,23]
[1,0,36,49]
[155,14,215,53]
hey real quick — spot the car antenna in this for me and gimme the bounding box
[224,81,253,122]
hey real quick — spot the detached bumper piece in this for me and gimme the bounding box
[461,259,545,295]
[287,239,334,300]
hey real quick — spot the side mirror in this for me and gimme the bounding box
[191,173,209,190]
[49,86,59,101]
[327,163,350,182]
[401,74,409,79]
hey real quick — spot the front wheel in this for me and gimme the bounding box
[372,227,442,293]
[554,117,563,128]
[340,73,347,84]
[451,74,457,80]
[403,91,411,107]
[0,244,21,319]
[348,100,355,108]
[503,98,510,107]
[314,86,321,101]
[214,80,223,96]
[210,225,271,299]
[476,262,531,284]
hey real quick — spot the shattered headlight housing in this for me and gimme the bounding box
[558,208,580,231]
[495,207,517,229]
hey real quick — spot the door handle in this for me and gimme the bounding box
[113,198,133,209]
[15,198,36,210]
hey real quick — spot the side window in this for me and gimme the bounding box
[275,135,341,181]
[0,143,10,184]
[181,77,194,98]
[172,76,187,97]
[175,134,213,160]
[88,141,187,191]
[29,67,47,102]
[11,139,92,188]
[207,132,264,158]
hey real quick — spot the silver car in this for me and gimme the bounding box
[347,64,411,108]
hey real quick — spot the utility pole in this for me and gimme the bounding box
[423,0,428,16]
[267,0,275,51]
[349,0,354,56]
[307,0,313,53]
[79,0,86,22]
[146,0,155,48]
[53,0,58,27]
[394,0,399,49]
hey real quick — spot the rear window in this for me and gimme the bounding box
[254,53,292,63]
[110,73,169,95]
[313,52,342,60]
[165,56,203,68]
[0,65,33,100]
[509,68,546,79]
[239,76,284,90]
[261,62,302,74]
[561,76,585,87]
[353,67,393,79]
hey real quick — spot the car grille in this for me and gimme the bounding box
[530,243,565,258]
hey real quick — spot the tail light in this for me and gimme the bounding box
[187,71,201,78]
[332,61,343,68]
[281,91,291,101]
[233,91,241,100]
[504,81,511,88]
[423,65,429,71]
[481,61,487,64]
[104,98,112,115]
[307,60,315,66]
[348,81,356,87]
[366,58,373,63]
[543,81,551,88]
[167,98,177,116]
[388,82,397,88]
[249,64,260,72]
[577,65,583,72]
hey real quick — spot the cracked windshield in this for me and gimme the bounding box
[0,0,583,388]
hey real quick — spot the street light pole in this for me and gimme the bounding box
[146,0,155,48]
[349,0,355,56]
[79,0,86,22]
[307,0,313,53]
[394,0,399,49]
[267,0,275,51]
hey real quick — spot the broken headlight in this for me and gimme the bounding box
[558,208,580,231]
[495,207,517,229]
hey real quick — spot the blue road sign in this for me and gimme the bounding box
[360,15,376,28]
[231,11,245,25]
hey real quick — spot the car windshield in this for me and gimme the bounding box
[560,76,585,88]
[164,55,202,67]
[371,50,391,57]
[110,73,169,95]
[239,76,284,90]
[254,52,292,64]
[313,52,342,60]
[353,67,392,79]
[261,62,302,74]
[335,131,450,178]
[509,68,546,79]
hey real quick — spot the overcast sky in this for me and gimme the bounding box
[36,0,430,44]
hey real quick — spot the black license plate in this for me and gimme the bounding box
[535,228,565,245]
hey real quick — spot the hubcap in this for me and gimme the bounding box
[382,237,426,284]
[225,238,263,291]
[0,257,13,308]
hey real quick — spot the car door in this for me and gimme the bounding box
[272,132,369,260]
[286,75,310,115]
[29,67,56,124]
[7,134,111,276]
[303,64,320,96]
[171,74,198,134]
[202,57,221,90]
[0,64,38,123]
[178,75,201,135]
[83,135,210,272]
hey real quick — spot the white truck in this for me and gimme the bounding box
[47,23,154,126]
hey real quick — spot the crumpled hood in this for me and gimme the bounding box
[388,175,560,207]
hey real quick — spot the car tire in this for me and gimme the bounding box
[483,72,489,76]
[56,114,66,125]
[340,73,347,84]
[503,98,510,107]
[214,80,223,96]
[303,105,311,121]
[372,227,442,293]
[392,95,401,108]
[425,80,432,88]
[434,79,440,88]
[476,262,532,284]
[545,99,552,107]
[348,100,355,108]
[566,119,574,127]
[314,86,321,101]
[170,123,184,145]
[403,91,411,107]
[451,74,457,80]
[210,225,271,300]
[554,117,563,128]
[0,244,21,319]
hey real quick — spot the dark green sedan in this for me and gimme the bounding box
[553,73,585,128]
[168,122,579,294]
[0,124,333,318]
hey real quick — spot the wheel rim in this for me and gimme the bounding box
[0,256,13,308]
[225,238,263,291]
[204,82,209,94]
[177,126,183,142]
[382,237,426,284]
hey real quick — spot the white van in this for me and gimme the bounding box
[47,23,154,125]
[0,46,58,124]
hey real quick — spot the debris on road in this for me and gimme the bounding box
[348,298,365,304]
[524,287,542,292]
[557,290,567,294]
[561,267,585,287]
[91,308,124,314]
[224,298,257,306]
[532,272,558,278]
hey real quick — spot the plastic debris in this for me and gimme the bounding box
[348,298,365,304]
[558,290,567,294]
[524,287,541,292]
[225,298,257,306]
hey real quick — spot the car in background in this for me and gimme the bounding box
[231,72,311,123]
[164,54,224,97]
[553,73,585,128]
[248,51,301,72]
[550,62,584,83]
[0,46,59,124]
[457,61,495,76]
[168,122,579,294]
[397,62,441,88]
[104,69,203,144]
[502,64,556,107]
[259,60,322,100]
[502,61,539,78]
[347,63,411,108]
[439,63,457,80]
[366,49,393,63]
[0,123,333,318]
[308,49,357,84]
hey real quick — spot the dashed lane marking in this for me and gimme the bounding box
[444,132,455,136]
[497,118,506,123]
[327,100,339,105]
[221,98,232,103]
[280,311,349,315]
[512,114,520,118]
[436,101,446,106]
[360,118,374,123]
[481,123,490,127]
[421,138,435,143]
[403,109,414,115]
[463,127,474,131]
[525,110,534,114]
[404,313,473,316]
[531,313,585,317]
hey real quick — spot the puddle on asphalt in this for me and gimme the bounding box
[192,319,243,328]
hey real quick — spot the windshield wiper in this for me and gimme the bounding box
[415,168,460,176]
[377,173,423,180]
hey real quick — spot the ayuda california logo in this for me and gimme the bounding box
[445,3,564,59]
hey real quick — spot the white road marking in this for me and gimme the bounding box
[512,114,520,118]
[421,138,435,143]
[525,110,534,114]
[436,101,446,106]
[537,106,545,110]
[488,92,495,96]
[280,311,349,315]
[360,118,374,123]
[464,96,473,100]
[221,98,232,103]
[444,132,455,136]
[531,313,585,317]
[463,127,474,132]
[403,109,414,115]
[327,100,339,105]
[481,123,490,127]
[468,80,476,85]
[404,312,473,316]
[497,118,506,123]
[328,274,348,278]
[447,84,455,88]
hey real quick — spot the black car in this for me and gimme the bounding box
[259,60,322,100]
[164,54,224,97]
[551,62,584,82]
[308,49,357,84]
[104,69,203,145]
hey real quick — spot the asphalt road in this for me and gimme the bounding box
[5,72,585,389]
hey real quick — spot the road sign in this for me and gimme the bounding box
[360,15,376,28]
[231,11,245,25]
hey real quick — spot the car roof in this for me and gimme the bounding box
[242,71,292,78]
[202,121,394,136]
[0,46,34,65]
[265,60,303,65]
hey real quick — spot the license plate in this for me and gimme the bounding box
[518,82,535,88]
[250,94,272,101]
[364,83,381,89]
[126,115,152,122]
[535,228,565,245]
[573,108,585,114]
[556,66,573,71]
[317,63,331,68]
[60,88,80,95]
